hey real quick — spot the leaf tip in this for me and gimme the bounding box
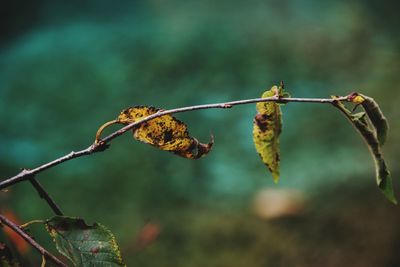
[380,187,398,205]
[272,171,280,183]
[194,134,214,159]
[378,174,397,205]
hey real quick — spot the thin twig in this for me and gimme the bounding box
[29,177,64,216]
[0,95,349,190]
[0,214,67,267]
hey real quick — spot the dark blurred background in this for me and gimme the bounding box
[1,0,399,266]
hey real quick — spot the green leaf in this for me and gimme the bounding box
[349,93,389,145]
[253,85,285,183]
[45,216,125,267]
[0,243,20,267]
[377,169,397,204]
[333,99,396,204]
[359,94,389,145]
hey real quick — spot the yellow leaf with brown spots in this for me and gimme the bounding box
[253,85,284,183]
[117,106,213,159]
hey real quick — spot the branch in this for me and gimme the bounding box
[29,176,64,216]
[0,214,67,267]
[0,95,349,190]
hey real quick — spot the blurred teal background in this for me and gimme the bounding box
[1,0,400,266]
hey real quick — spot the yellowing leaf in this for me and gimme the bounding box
[253,85,283,183]
[117,106,213,159]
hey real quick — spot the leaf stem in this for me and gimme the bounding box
[95,119,119,143]
[0,95,350,190]
[20,219,46,229]
[41,254,46,267]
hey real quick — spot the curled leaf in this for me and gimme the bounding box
[45,216,125,267]
[360,94,389,146]
[117,106,213,159]
[349,93,389,145]
[253,85,284,183]
[333,98,396,204]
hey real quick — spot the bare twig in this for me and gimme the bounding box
[29,176,64,216]
[0,214,67,267]
[0,95,349,190]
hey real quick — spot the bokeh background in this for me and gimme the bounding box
[1,0,399,266]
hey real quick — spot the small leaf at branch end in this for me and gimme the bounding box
[45,216,125,267]
[253,85,285,183]
[0,243,21,267]
[117,106,213,159]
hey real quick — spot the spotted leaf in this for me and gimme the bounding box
[253,85,285,183]
[117,106,213,159]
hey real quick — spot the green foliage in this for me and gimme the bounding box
[45,216,125,267]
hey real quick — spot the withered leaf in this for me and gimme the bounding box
[117,106,213,159]
[253,85,284,183]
